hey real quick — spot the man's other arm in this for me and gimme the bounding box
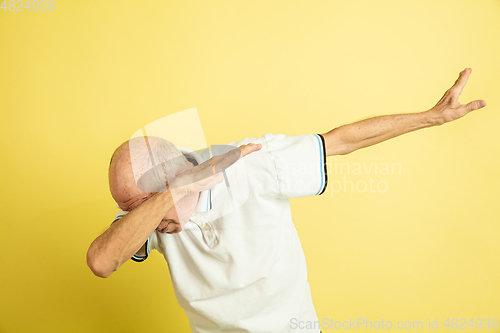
[87,189,187,278]
[322,68,487,156]
[86,143,261,278]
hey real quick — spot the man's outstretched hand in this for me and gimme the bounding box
[429,68,487,125]
[321,68,488,156]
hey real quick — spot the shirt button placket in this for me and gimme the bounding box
[201,220,218,248]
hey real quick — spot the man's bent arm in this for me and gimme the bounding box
[87,143,261,278]
[87,189,185,278]
[322,68,487,156]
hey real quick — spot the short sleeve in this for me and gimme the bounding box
[112,210,158,262]
[263,133,327,198]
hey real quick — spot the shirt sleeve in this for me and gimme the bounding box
[263,133,328,198]
[112,210,158,262]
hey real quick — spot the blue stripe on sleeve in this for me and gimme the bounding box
[314,134,328,195]
[131,235,152,262]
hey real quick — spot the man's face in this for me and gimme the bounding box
[109,142,199,234]
[130,189,199,234]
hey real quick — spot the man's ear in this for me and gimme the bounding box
[183,153,199,167]
[176,155,196,177]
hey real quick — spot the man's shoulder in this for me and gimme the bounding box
[226,133,311,149]
[228,133,320,152]
[226,134,270,148]
[198,135,271,161]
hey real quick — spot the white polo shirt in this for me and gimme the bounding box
[113,133,328,333]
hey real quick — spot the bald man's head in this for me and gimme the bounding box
[108,136,190,211]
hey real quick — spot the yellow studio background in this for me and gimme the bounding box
[1,0,499,332]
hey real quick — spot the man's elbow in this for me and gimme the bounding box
[86,250,115,278]
[331,143,354,155]
[322,130,354,156]
[325,141,354,156]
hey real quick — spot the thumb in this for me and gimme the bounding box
[464,100,487,112]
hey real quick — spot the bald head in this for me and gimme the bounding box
[108,136,190,211]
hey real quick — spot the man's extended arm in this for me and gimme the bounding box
[322,68,487,156]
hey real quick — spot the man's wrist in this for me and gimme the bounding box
[423,108,445,126]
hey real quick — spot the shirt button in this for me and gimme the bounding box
[203,224,211,231]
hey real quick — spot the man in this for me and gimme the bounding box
[87,68,486,332]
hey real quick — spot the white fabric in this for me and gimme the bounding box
[113,133,327,333]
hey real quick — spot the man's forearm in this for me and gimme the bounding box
[86,189,185,278]
[321,68,486,156]
[322,111,440,156]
